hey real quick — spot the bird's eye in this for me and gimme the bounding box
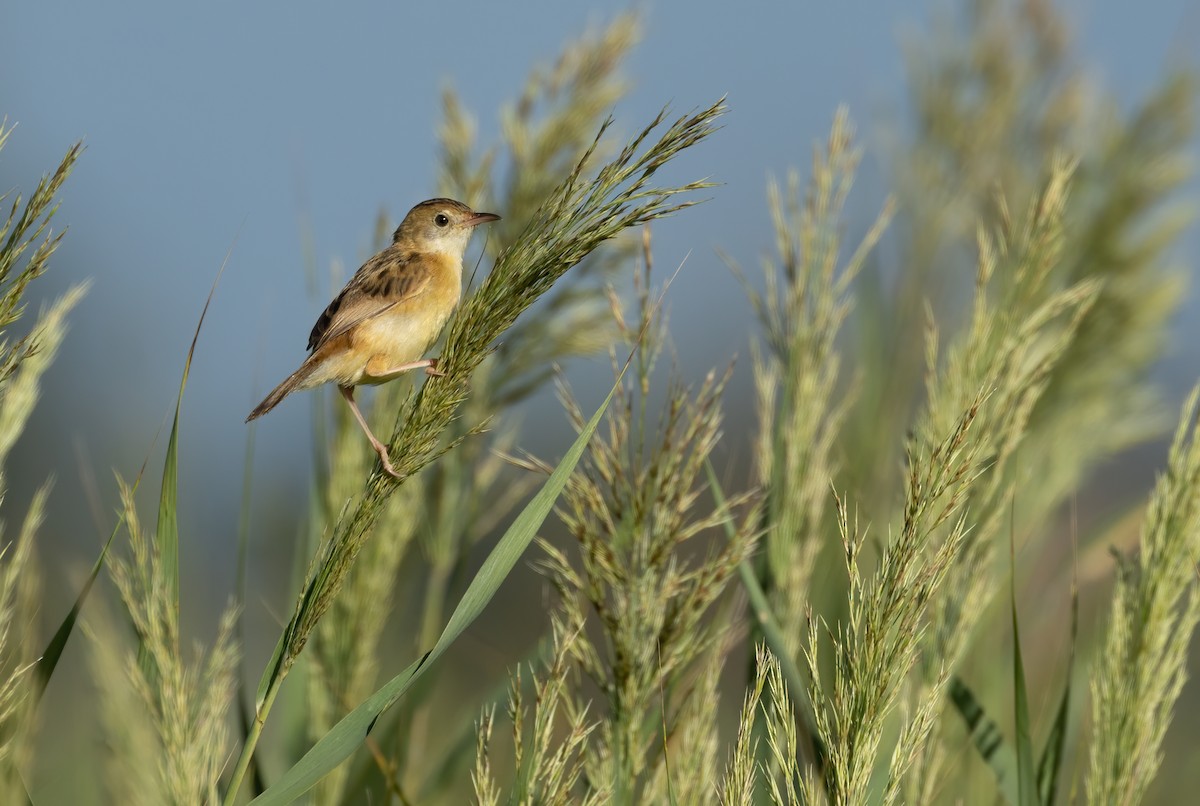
[434,213,450,227]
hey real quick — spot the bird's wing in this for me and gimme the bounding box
[307,249,431,352]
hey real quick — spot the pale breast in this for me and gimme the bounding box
[352,271,460,385]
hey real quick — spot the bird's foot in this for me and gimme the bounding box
[424,357,445,378]
[373,443,402,479]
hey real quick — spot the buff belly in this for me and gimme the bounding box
[300,302,455,389]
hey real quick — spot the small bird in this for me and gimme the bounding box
[247,198,500,477]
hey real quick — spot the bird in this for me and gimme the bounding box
[247,198,500,477]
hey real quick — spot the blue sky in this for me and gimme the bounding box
[1,0,1196,595]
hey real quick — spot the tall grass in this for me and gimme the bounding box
[4,3,1200,805]
[1086,389,1200,803]
[0,125,83,802]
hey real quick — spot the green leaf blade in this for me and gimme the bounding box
[1012,570,1037,806]
[1037,576,1079,805]
[32,499,121,702]
[156,397,182,603]
[248,361,624,806]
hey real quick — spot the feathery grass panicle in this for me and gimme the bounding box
[4,3,1195,802]
[803,429,972,805]
[898,160,1105,801]
[723,110,891,798]
[719,645,770,806]
[912,157,1101,664]
[301,22,675,796]
[730,109,893,660]
[276,100,724,669]
[228,98,725,803]
[0,132,83,797]
[720,646,811,806]
[814,3,1195,798]
[852,0,1193,525]
[644,635,727,805]
[761,647,803,806]
[0,128,85,465]
[441,13,639,244]
[797,160,1103,804]
[473,705,502,806]
[306,458,417,804]
[0,290,85,762]
[473,616,599,806]
[0,286,87,473]
[1085,386,1200,804]
[0,485,43,797]
[896,32,1193,792]
[1024,69,1195,514]
[305,341,418,806]
[89,613,161,806]
[414,7,641,657]
[0,132,82,335]
[436,13,637,407]
[113,483,239,794]
[437,12,638,412]
[99,478,239,805]
[534,244,758,802]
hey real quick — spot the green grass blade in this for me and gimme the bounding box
[948,675,1019,806]
[248,359,626,806]
[157,242,235,604]
[235,420,267,796]
[412,642,554,802]
[33,504,119,702]
[253,487,322,710]
[32,464,146,703]
[705,460,827,774]
[156,377,183,602]
[331,636,553,803]
[1011,547,1037,806]
[1037,570,1078,805]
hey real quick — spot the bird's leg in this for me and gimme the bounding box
[338,385,400,478]
[365,356,445,378]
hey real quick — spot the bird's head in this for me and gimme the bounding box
[392,198,500,258]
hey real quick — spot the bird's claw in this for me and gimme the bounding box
[424,358,446,378]
[371,445,402,479]
[378,454,402,479]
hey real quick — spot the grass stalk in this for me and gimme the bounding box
[223,99,724,805]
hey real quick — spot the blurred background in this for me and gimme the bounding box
[2,0,1198,802]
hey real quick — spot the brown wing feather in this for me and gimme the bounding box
[307,249,429,353]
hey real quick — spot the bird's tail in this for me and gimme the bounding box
[246,362,315,422]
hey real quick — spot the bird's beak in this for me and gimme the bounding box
[466,211,501,227]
